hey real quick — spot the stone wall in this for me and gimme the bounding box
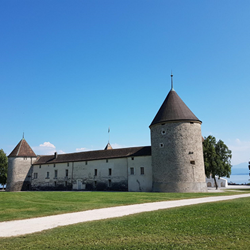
[151,121,207,192]
[6,157,36,191]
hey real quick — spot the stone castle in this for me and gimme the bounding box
[6,76,207,192]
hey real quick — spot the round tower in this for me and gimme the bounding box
[150,75,207,192]
[6,137,37,191]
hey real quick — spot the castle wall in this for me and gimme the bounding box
[128,156,152,192]
[72,158,128,191]
[32,162,73,190]
[151,121,207,192]
[6,157,36,191]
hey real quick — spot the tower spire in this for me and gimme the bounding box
[22,132,24,140]
[171,71,174,91]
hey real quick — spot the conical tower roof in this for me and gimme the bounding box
[9,138,36,157]
[104,142,113,150]
[150,89,201,127]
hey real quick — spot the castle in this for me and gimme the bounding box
[6,76,207,192]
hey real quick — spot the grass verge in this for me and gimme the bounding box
[0,197,250,249]
[0,190,250,222]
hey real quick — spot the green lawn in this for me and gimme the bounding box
[1,197,250,249]
[0,190,250,222]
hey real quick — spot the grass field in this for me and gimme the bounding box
[0,196,250,249]
[1,190,250,222]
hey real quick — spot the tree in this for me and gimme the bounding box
[0,149,8,189]
[203,135,232,189]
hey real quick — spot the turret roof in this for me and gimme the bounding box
[8,139,36,157]
[104,142,113,150]
[150,89,201,126]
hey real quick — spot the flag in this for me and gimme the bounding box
[108,127,110,133]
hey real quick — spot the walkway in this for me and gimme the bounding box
[1,193,250,238]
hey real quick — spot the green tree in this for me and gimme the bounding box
[203,135,232,189]
[0,149,8,188]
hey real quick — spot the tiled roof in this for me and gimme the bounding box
[150,89,201,126]
[8,139,36,157]
[34,146,151,165]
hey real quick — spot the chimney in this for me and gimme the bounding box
[54,152,57,159]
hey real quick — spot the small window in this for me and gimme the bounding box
[159,143,164,148]
[190,122,194,124]
[189,152,194,154]
[85,161,88,165]
[140,167,144,175]
[106,159,108,163]
[190,161,195,165]
[161,129,166,135]
[131,157,134,161]
[67,162,69,167]
[109,168,112,176]
[108,179,111,187]
[53,164,56,168]
[54,181,57,187]
[94,169,97,176]
[46,172,50,178]
[34,173,38,179]
[39,165,41,168]
[130,167,134,175]
[66,169,68,177]
[23,157,27,160]
[65,181,67,187]
[54,170,58,178]
[94,181,97,188]
[161,123,165,125]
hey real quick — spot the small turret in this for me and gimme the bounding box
[6,137,37,191]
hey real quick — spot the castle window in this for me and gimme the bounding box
[54,181,57,187]
[189,152,194,154]
[161,129,166,135]
[54,170,58,178]
[140,167,144,175]
[131,157,134,160]
[159,143,164,148]
[190,161,195,165]
[67,162,69,167]
[109,168,112,176]
[130,167,134,175]
[65,181,67,187]
[65,169,68,177]
[94,181,97,188]
[161,123,165,125]
[85,161,88,165]
[46,172,49,178]
[106,159,108,163]
[34,173,38,179]
[108,179,112,187]
[190,122,194,124]
[94,169,97,176]
[54,164,56,168]
[39,165,41,168]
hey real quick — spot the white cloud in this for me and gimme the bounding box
[229,139,250,165]
[32,142,63,155]
[39,142,56,148]
[76,148,88,152]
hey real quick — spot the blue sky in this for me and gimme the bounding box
[1,0,250,166]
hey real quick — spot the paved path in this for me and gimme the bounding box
[1,193,250,238]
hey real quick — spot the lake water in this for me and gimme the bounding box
[225,174,250,184]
